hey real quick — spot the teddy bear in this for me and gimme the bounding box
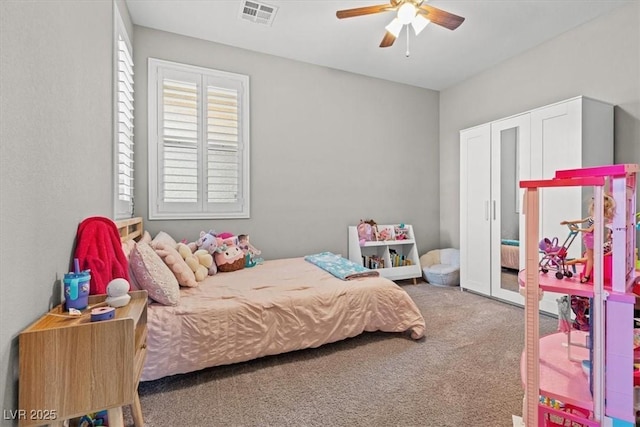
[177,242,213,282]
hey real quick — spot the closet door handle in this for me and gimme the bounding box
[485,201,489,221]
[493,201,496,220]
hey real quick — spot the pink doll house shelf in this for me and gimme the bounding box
[517,164,638,427]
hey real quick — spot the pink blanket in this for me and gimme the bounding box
[142,257,425,381]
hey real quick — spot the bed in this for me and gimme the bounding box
[116,218,426,382]
[501,239,520,271]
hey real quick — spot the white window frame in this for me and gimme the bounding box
[113,4,134,219]
[148,58,250,219]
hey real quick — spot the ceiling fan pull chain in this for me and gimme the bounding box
[405,24,410,57]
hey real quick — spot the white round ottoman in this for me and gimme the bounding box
[420,248,460,287]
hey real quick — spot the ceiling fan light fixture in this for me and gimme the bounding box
[385,17,403,37]
[397,3,416,25]
[335,0,465,49]
[411,14,430,35]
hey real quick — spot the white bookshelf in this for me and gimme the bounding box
[348,224,422,283]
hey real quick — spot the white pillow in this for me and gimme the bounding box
[151,231,177,249]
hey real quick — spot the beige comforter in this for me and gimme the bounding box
[141,257,426,381]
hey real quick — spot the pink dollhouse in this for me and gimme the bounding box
[518,164,638,426]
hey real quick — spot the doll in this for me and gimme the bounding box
[560,194,615,283]
[238,234,263,267]
[556,296,571,332]
[238,234,261,256]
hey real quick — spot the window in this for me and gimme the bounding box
[114,6,134,219]
[148,58,250,219]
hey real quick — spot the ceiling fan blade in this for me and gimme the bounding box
[336,4,395,19]
[379,31,396,48]
[418,4,465,30]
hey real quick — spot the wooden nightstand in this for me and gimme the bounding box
[18,290,148,427]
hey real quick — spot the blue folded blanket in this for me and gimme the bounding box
[501,239,519,246]
[304,252,379,281]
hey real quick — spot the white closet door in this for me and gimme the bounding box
[460,124,491,295]
[531,98,582,314]
[489,114,530,305]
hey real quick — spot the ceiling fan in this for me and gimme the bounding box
[336,0,465,48]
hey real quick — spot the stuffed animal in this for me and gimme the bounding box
[177,242,210,282]
[194,249,214,271]
[214,244,245,273]
[155,242,198,287]
[394,224,408,240]
[378,227,392,241]
[357,219,378,244]
[197,230,217,252]
[196,230,223,275]
[217,232,239,248]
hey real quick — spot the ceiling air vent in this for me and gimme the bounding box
[240,1,278,26]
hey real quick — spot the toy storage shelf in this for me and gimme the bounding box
[348,224,422,283]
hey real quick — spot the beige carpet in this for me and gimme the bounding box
[129,281,557,427]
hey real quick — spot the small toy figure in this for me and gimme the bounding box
[238,234,263,267]
[394,224,408,240]
[378,227,392,241]
[560,194,615,283]
[571,295,590,331]
[557,296,571,332]
[238,234,261,256]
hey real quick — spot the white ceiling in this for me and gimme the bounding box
[125,0,632,91]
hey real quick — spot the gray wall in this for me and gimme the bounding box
[134,26,441,260]
[439,2,640,248]
[0,1,126,423]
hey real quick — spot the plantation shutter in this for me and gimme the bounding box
[149,58,249,219]
[161,77,199,207]
[207,84,240,205]
[116,32,134,217]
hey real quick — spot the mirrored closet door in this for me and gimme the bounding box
[489,115,531,306]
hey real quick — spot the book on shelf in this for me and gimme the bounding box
[389,251,412,267]
[361,255,385,269]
